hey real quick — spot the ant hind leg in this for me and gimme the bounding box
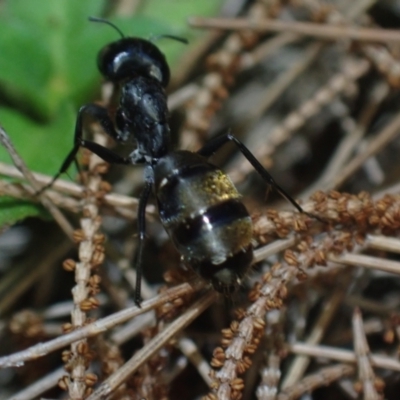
[198,133,321,220]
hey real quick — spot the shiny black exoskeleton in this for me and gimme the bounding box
[42,18,309,305]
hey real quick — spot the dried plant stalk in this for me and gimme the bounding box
[2,1,400,399]
[61,128,107,399]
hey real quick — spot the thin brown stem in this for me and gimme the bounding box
[189,16,400,44]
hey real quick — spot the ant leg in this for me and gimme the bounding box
[37,104,127,194]
[197,133,308,215]
[80,140,131,164]
[134,180,153,307]
[76,105,136,164]
[36,142,82,194]
[76,104,122,143]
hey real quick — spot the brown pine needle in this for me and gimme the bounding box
[0,283,197,368]
[189,16,400,44]
[289,342,400,371]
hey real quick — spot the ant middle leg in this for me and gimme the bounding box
[197,133,312,216]
[133,179,153,307]
[37,104,130,194]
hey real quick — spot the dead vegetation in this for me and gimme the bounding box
[1,1,400,399]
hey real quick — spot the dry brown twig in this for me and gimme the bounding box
[352,308,385,400]
[86,290,216,400]
[0,282,197,368]
[288,342,400,372]
[0,161,157,217]
[256,353,282,400]
[189,16,400,44]
[58,125,108,398]
[281,285,348,389]
[277,364,355,400]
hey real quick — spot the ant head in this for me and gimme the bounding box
[89,17,186,87]
[98,37,170,86]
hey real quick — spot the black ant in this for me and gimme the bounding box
[40,17,313,306]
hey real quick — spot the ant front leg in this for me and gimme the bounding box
[197,133,310,216]
[133,177,153,307]
[37,104,131,194]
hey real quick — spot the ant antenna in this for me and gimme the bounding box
[151,34,188,45]
[88,17,187,45]
[88,16,125,39]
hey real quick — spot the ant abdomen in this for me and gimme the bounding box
[154,150,253,293]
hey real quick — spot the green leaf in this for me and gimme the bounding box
[0,104,76,174]
[0,101,78,228]
[0,104,76,227]
[141,0,222,27]
[0,0,106,119]
[0,197,47,228]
